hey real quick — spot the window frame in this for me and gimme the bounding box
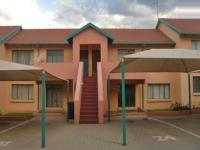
[148,83,171,101]
[47,49,64,63]
[11,84,34,102]
[118,49,135,58]
[191,40,200,50]
[193,76,200,94]
[12,50,34,65]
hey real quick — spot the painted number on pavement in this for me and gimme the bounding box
[153,135,176,142]
[0,141,11,147]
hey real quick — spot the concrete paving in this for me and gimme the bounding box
[0,115,200,150]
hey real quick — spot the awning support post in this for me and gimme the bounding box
[121,58,127,146]
[41,71,46,148]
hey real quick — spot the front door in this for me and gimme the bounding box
[46,85,64,107]
[118,84,135,107]
[92,50,100,76]
[80,50,89,76]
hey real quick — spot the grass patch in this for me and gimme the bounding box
[3,112,33,119]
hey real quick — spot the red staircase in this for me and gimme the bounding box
[80,77,98,124]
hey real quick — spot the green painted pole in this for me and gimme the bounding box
[108,74,111,121]
[41,71,46,148]
[121,58,126,146]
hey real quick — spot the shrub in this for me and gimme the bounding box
[171,103,189,111]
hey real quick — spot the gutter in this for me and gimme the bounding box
[113,41,176,46]
[5,42,69,46]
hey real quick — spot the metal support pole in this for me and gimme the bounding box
[121,58,126,146]
[107,74,111,121]
[188,73,192,115]
[41,71,46,148]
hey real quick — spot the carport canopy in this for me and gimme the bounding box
[0,60,64,81]
[112,49,200,73]
[111,48,200,146]
[0,60,66,148]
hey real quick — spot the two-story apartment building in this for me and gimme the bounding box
[0,18,200,123]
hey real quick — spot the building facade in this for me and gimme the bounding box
[0,18,200,123]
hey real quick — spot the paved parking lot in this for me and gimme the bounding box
[0,115,200,150]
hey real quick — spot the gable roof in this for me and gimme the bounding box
[5,23,174,46]
[104,29,174,45]
[66,23,115,43]
[6,29,76,45]
[0,26,21,45]
[157,18,200,35]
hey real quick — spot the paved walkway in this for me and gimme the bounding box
[0,115,200,150]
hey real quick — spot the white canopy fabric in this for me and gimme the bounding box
[112,49,200,73]
[0,60,64,81]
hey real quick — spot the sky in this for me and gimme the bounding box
[0,0,200,29]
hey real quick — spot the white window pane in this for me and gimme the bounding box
[118,49,134,58]
[164,85,170,99]
[191,41,200,50]
[159,85,164,99]
[12,50,34,65]
[193,77,200,93]
[12,84,34,100]
[47,50,64,63]
[192,41,197,50]
[148,84,170,100]
[197,41,200,50]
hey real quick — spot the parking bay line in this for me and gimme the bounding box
[149,117,200,139]
[0,118,35,135]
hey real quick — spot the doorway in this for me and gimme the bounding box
[46,85,64,107]
[92,49,100,76]
[80,50,89,76]
[118,84,135,108]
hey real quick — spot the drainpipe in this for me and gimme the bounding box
[107,74,111,121]
[66,80,70,122]
[37,83,40,112]
[142,84,144,111]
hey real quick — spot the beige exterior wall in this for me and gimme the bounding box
[0,45,73,113]
[1,23,200,114]
[108,44,181,111]
[159,23,200,108]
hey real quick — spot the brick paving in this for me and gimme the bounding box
[0,115,200,150]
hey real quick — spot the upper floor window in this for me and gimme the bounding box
[47,50,64,63]
[148,84,170,100]
[12,50,34,65]
[118,49,134,58]
[193,76,200,93]
[191,40,200,50]
[12,84,34,100]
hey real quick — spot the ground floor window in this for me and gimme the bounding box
[46,85,64,107]
[193,76,200,93]
[12,84,34,100]
[148,84,170,100]
[118,84,135,107]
